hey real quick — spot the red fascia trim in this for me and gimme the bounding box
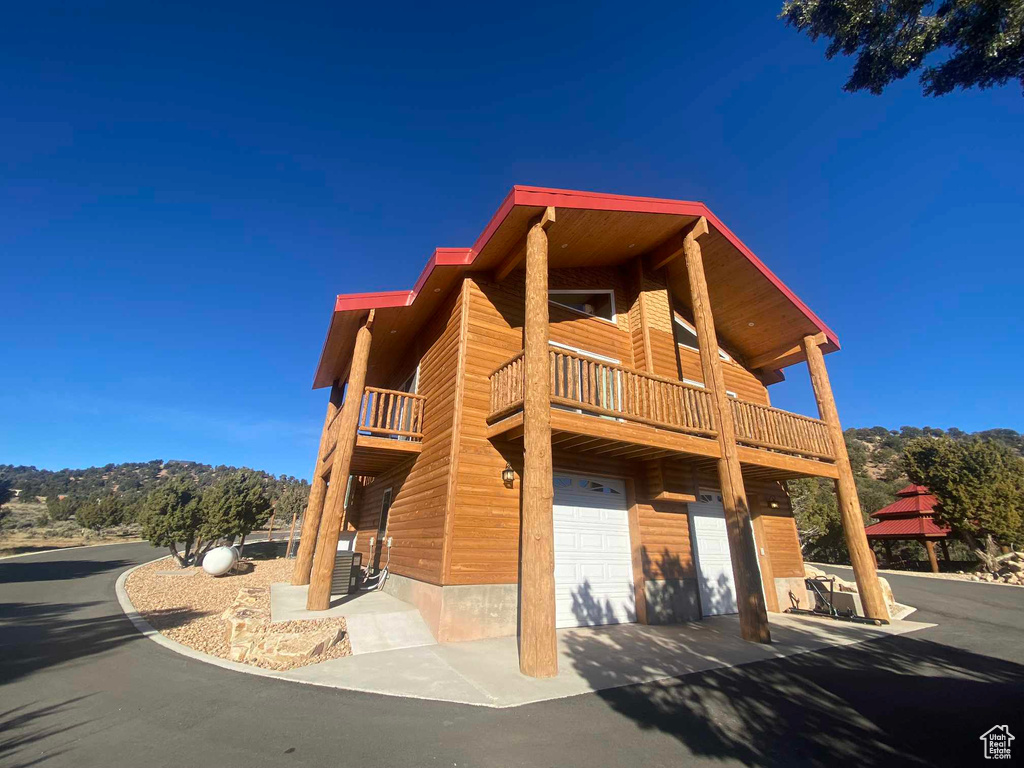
[325,185,840,350]
[332,247,473,312]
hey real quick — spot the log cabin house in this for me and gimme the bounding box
[292,186,888,678]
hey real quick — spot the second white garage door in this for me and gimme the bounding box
[689,490,739,616]
[553,473,636,628]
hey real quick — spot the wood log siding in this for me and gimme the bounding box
[488,349,838,462]
[358,387,426,439]
[729,399,834,460]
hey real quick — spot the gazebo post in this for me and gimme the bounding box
[883,541,893,567]
[940,539,951,562]
[924,540,940,573]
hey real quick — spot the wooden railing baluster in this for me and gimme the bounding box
[485,348,834,462]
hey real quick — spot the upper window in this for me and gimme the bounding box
[549,290,616,323]
[398,366,419,395]
[673,315,732,362]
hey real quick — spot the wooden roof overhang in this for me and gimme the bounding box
[313,186,840,389]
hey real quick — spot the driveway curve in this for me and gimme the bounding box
[2,542,1023,768]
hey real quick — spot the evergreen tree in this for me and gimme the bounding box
[139,478,204,566]
[199,470,273,553]
[781,0,1024,96]
[902,437,1024,550]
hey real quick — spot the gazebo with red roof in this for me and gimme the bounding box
[864,485,952,572]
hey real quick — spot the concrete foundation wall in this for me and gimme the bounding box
[774,576,810,612]
[437,583,519,642]
[381,572,444,638]
[382,573,518,643]
[644,578,701,624]
[386,574,713,641]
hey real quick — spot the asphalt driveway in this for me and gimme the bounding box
[2,543,1022,768]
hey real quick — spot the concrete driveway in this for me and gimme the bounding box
[2,543,1022,767]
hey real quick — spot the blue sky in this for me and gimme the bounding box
[2,1,1021,480]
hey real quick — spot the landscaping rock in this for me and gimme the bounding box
[126,556,351,669]
[221,589,272,661]
[249,627,342,667]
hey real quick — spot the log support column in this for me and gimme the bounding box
[925,540,940,573]
[682,217,771,644]
[940,539,951,562]
[883,541,893,567]
[291,383,344,585]
[519,207,558,678]
[306,311,375,610]
[802,335,889,620]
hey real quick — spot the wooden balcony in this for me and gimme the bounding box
[320,387,425,476]
[487,348,837,479]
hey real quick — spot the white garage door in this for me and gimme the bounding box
[689,490,739,616]
[553,474,636,628]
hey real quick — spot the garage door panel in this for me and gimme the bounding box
[690,491,739,616]
[553,473,635,629]
[554,531,576,549]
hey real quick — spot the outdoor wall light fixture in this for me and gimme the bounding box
[501,463,516,488]
[767,496,780,509]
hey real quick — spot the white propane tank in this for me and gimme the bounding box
[203,545,238,576]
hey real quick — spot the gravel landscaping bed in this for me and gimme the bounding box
[125,555,351,669]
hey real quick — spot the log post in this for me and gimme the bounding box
[940,539,951,562]
[925,540,940,573]
[682,217,771,644]
[306,311,375,610]
[519,207,558,678]
[802,335,889,620]
[285,509,300,558]
[291,383,345,585]
[883,540,893,567]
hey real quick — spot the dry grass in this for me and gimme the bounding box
[0,531,143,558]
[125,556,351,669]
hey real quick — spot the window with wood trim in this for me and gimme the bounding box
[549,289,616,323]
[674,315,732,362]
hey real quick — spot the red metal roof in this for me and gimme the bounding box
[329,186,840,342]
[864,516,951,539]
[872,492,941,519]
[313,185,842,387]
[896,484,930,497]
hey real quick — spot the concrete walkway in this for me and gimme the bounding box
[277,612,934,708]
[270,583,437,655]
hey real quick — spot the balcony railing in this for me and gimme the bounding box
[730,399,833,460]
[490,348,716,438]
[488,349,835,462]
[358,387,426,440]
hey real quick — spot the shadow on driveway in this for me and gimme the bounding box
[0,696,98,767]
[0,558,135,584]
[565,591,1024,768]
[0,599,203,686]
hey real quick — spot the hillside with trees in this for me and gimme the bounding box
[791,426,1024,567]
[0,460,310,556]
